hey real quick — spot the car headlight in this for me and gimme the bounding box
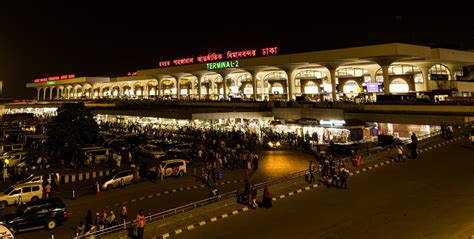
[268,142,273,146]
[276,142,281,146]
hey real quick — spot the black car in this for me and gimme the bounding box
[0,197,68,233]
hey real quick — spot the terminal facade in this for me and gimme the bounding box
[27,43,474,102]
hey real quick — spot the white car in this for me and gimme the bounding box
[141,145,165,159]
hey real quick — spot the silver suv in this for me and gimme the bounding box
[98,169,136,191]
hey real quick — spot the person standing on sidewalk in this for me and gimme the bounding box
[396,143,404,162]
[135,210,146,239]
[308,160,316,183]
[120,206,127,229]
[410,132,418,159]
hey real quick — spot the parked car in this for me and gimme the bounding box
[98,169,136,191]
[150,159,187,178]
[0,183,43,208]
[0,152,29,167]
[140,145,165,159]
[159,151,192,163]
[0,221,15,238]
[16,172,60,186]
[0,197,68,232]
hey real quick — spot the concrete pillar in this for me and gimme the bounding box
[421,67,430,92]
[36,88,41,100]
[382,65,390,94]
[211,79,216,100]
[287,71,295,101]
[43,87,47,100]
[157,81,162,97]
[328,69,337,101]
[176,79,180,99]
[252,73,258,100]
[144,85,149,99]
[223,75,228,100]
[198,76,203,100]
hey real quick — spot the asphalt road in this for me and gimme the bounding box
[11,149,312,239]
[172,136,474,239]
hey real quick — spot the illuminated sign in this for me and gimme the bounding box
[34,74,75,83]
[366,83,379,92]
[206,60,239,70]
[159,46,278,68]
[320,120,346,127]
[127,72,138,76]
[47,81,56,85]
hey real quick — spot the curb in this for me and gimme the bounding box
[60,169,111,184]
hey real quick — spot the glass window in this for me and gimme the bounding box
[32,186,40,191]
[10,189,21,196]
[22,187,32,193]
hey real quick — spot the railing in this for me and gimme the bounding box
[75,130,442,238]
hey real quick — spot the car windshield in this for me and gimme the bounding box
[3,186,14,195]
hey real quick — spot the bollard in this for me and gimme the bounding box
[96,183,100,196]
[50,233,54,239]
[71,188,76,200]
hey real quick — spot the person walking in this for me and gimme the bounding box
[410,132,418,159]
[396,143,404,162]
[135,210,146,239]
[339,168,349,189]
[44,183,52,198]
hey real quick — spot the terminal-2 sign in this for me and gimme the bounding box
[206,60,239,70]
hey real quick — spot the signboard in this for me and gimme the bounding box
[319,120,345,127]
[159,46,278,68]
[47,81,56,85]
[366,82,379,92]
[206,60,239,70]
[34,74,75,83]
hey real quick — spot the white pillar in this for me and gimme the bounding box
[42,87,47,100]
[36,88,40,100]
[382,65,390,94]
[198,77,203,100]
[329,69,337,101]
[287,71,295,101]
[252,73,258,100]
[223,75,228,100]
[144,85,149,99]
[421,67,430,92]
[176,79,180,99]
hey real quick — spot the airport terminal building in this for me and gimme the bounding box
[26,43,474,102]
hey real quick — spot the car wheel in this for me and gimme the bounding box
[1,201,7,208]
[107,185,113,191]
[178,171,184,177]
[46,220,57,230]
[31,196,39,201]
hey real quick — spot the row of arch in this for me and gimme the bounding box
[35,63,459,101]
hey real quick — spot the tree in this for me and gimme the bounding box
[45,103,98,165]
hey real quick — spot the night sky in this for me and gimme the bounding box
[1,4,473,98]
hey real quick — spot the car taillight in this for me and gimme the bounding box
[64,211,68,218]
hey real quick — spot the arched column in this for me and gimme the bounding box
[43,87,47,100]
[36,88,41,100]
[381,65,391,94]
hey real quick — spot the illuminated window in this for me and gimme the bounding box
[243,83,253,95]
[429,64,451,80]
[389,78,409,93]
[271,83,284,94]
[376,64,423,82]
[343,80,359,96]
[304,81,318,94]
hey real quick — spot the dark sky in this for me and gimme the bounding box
[1,4,473,98]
